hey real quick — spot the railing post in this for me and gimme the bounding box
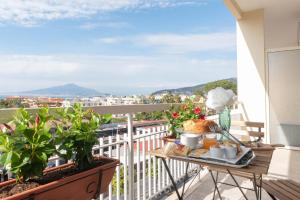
[127,113,135,200]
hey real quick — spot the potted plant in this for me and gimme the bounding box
[164,100,206,142]
[0,104,119,200]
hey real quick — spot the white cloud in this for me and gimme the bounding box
[0,54,236,94]
[79,21,130,30]
[0,0,206,26]
[96,37,124,44]
[96,32,236,53]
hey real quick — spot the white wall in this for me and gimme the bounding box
[236,9,266,123]
[264,9,300,49]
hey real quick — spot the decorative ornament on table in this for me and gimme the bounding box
[206,87,236,141]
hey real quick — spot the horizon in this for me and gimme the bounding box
[0,0,236,95]
[0,77,237,96]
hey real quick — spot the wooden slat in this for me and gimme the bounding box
[269,180,300,198]
[234,121,264,128]
[263,179,300,200]
[248,131,264,138]
[231,121,264,128]
[278,180,300,193]
[263,181,294,200]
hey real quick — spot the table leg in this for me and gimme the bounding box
[162,158,182,200]
[227,170,249,200]
[252,173,259,200]
[259,175,262,200]
[212,172,219,200]
[180,162,190,199]
[209,170,222,200]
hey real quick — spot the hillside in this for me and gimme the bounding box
[152,78,237,95]
[20,83,108,97]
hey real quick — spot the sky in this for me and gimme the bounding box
[0,0,236,95]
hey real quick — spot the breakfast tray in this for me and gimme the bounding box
[171,149,255,168]
[199,146,252,165]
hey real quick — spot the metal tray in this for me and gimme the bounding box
[199,146,252,165]
[171,150,256,168]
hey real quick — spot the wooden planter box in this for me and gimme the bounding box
[0,156,119,200]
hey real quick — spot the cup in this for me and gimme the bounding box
[209,146,224,158]
[203,134,217,149]
[223,146,237,159]
[180,134,201,149]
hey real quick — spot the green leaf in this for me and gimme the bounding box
[4,151,13,166]
[23,129,35,144]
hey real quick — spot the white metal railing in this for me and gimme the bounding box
[1,103,239,199]
[95,124,198,200]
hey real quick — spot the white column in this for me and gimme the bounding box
[127,113,134,200]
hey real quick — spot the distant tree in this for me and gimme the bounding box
[203,80,237,94]
[194,89,205,98]
[135,111,164,121]
[0,99,23,108]
[174,94,182,103]
[161,92,177,103]
[148,95,157,104]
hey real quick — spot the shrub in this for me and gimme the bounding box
[55,103,112,170]
[0,108,55,182]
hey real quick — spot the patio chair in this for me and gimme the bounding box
[262,178,300,200]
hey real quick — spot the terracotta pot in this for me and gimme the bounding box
[161,135,177,145]
[0,156,119,200]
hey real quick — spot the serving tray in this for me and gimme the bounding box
[199,146,252,165]
[171,150,255,168]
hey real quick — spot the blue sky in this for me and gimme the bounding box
[0,0,236,95]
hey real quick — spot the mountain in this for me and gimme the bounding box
[20,84,108,97]
[152,78,237,95]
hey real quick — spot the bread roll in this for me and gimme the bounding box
[183,119,216,134]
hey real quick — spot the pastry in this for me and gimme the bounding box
[183,119,217,134]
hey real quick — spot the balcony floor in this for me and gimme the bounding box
[165,171,272,200]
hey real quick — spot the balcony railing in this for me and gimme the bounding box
[0,103,240,200]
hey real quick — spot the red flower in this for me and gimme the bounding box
[199,114,206,120]
[172,112,180,119]
[193,107,201,115]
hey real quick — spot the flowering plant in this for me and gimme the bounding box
[165,100,205,138]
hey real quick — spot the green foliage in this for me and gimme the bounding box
[135,111,164,121]
[112,165,125,195]
[0,108,55,182]
[111,117,127,123]
[55,103,112,170]
[161,92,182,103]
[0,99,25,109]
[193,89,205,97]
[203,80,237,94]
